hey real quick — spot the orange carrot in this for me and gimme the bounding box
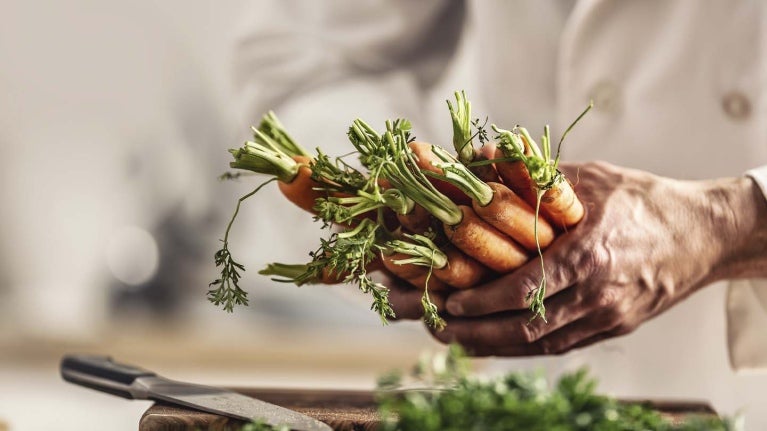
[443,206,529,273]
[494,148,539,205]
[493,125,586,229]
[396,203,434,233]
[488,103,593,320]
[538,178,583,228]
[349,120,531,274]
[381,253,449,292]
[472,182,555,250]
[471,142,501,183]
[386,234,489,290]
[276,155,326,213]
[427,145,555,251]
[494,147,579,228]
[432,245,490,289]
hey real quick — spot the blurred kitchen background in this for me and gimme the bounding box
[2,1,766,430]
[0,1,454,429]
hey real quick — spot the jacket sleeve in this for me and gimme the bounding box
[230,0,466,125]
[727,165,767,371]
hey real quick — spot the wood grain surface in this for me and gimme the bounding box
[139,388,716,431]
[140,389,377,431]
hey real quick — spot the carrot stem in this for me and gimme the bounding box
[447,90,475,164]
[208,177,278,312]
[421,262,447,331]
[385,233,447,330]
[386,233,449,269]
[554,101,593,165]
[254,111,310,158]
[348,119,464,226]
[529,189,547,322]
[426,145,494,206]
[223,177,278,245]
[228,143,300,183]
[260,263,314,284]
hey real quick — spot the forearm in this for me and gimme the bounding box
[709,175,767,281]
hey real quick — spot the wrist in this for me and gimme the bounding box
[707,176,767,281]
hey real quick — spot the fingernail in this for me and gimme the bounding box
[446,299,464,316]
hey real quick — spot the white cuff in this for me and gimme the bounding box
[727,165,767,371]
[727,280,767,371]
[745,165,767,201]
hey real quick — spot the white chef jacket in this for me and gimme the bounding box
[234,0,767,424]
[467,0,767,372]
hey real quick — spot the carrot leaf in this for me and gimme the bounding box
[472,116,490,146]
[279,219,396,325]
[208,177,277,312]
[309,148,368,194]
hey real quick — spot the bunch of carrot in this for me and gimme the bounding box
[209,92,591,328]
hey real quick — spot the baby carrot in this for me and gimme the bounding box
[349,119,529,273]
[386,234,490,290]
[427,145,555,251]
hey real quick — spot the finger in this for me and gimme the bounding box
[407,271,449,292]
[433,285,593,347]
[387,277,446,321]
[459,313,616,357]
[446,232,598,316]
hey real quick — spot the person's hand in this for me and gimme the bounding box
[380,271,448,320]
[428,161,767,356]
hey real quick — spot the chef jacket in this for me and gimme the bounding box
[234,0,767,424]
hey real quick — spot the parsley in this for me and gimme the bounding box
[377,346,741,431]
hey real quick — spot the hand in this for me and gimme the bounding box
[380,271,447,320]
[431,161,767,356]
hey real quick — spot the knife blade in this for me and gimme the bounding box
[60,354,332,431]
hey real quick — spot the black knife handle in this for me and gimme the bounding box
[60,355,157,399]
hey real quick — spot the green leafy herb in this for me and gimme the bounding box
[377,346,741,431]
[309,148,368,194]
[386,233,448,330]
[472,116,490,146]
[269,219,395,324]
[209,178,277,312]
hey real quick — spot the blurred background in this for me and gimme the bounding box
[1,1,766,430]
[0,1,450,429]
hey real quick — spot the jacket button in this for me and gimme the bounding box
[722,91,751,120]
[589,80,621,113]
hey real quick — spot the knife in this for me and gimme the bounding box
[60,354,333,431]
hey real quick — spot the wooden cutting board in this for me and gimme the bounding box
[140,389,378,431]
[139,388,717,431]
